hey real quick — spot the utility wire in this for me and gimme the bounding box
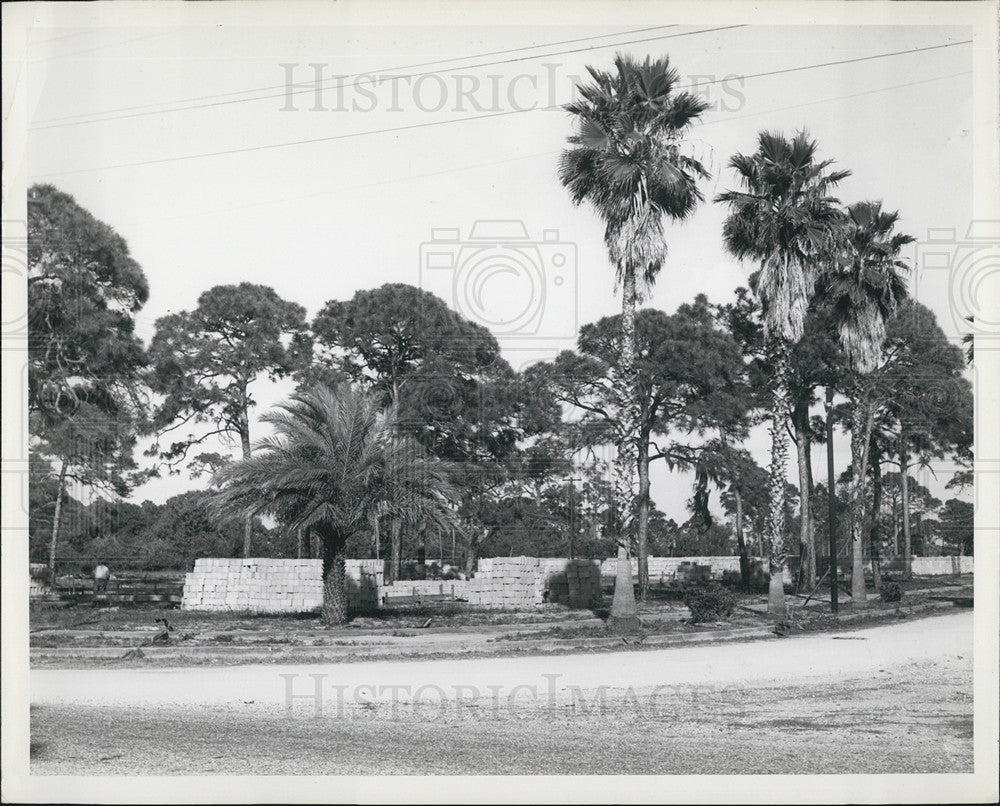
[31,24,692,128]
[62,68,971,233]
[33,38,972,179]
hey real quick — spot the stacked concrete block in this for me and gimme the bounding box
[344,559,385,611]
[181,558,323,614]
[464,556,543,609]
[29,563,52,598]
[460,557,603,610]
[599,556,744,583]
[910,556,974,575]
[541,558,602,608]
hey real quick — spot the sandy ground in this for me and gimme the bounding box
[30,611,973,775]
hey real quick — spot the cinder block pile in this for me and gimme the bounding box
[345,559,385,611]
[540,558,603,607]
[29,563,51,598]
[181,558,323,613]
[464,556,542,609]
[598,556,743,583]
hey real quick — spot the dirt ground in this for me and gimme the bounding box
[29,611,974,775]
[28,577,972,668]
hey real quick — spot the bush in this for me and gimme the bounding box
[720,569,741,587]
[683,581,738,624]
[879,578,903,603]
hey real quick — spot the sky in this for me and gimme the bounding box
[19,12,982,521]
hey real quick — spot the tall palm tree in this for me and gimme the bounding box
[824,200,911,603]
[559,53,709,611]
[716,130,848,614]
[212,384,456,624]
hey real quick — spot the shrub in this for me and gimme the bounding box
[683,581,738,624]
[720,569,741,587]
[879,579,903,603]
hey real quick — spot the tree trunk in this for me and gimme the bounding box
[849,400,874,604]
[869,440,883,591]
[765,337,791,616]
[465,533,479,577]
[388,518,402,584]
[805,436,817,588]
[825,386,839,612]
[734,488,750,590]
[239,411,253,559]
[636,441,651,601]
[792,398,815,589]
[320,529,348,625]
[416,527,426,579]
[614,269,639,552]
[900,435,912,580]
[296,528,303,559]
[48,458,68,582]
[373,517,380,561]
[606,543,641,634]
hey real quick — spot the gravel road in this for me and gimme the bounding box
[29,611,973,775]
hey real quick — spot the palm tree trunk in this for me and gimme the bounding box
[321,529,348,625]
[636,441,651,601]
[615,269,639,550]
[869,441,883,590]
[765,337,791,616]
[849,400,874,603]
[609,268,641,632]
[806,437,817,581]
[606,543,641,634]
[825,385,839,612]
[48,458,68,582]
[792,398,815,589]
[900,434,912,580]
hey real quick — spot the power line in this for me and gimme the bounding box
[31,24,692,128]
[676,37,971,92]
[33,38,972,179]
[41,67,967,220]
[700,69,972,129]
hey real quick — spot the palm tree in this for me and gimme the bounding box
[716,130,848,615]
[824,200,911,603]
[212,384,456,624]
[559,53,709,611]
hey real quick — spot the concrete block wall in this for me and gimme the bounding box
[910,555,973,575]
[184,551,967,615]
[181,558,323,613]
